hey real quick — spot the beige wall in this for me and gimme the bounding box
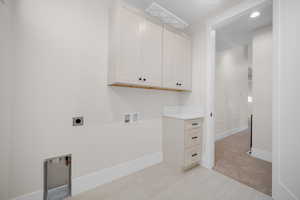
[252,26,272,154]
[215,46,249,138]
[9,0,179,198]
[0,1,13,200]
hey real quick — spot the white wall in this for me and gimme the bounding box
[9,0,180,198]
[0,1,13,200]
[248,44,253,117]
[180,23,210,166]
[252,26,272,158]
[214,46,249,138]
[180,24,207,108]
[275,1,300,199]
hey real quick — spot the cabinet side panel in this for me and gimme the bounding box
[162,29,177,89]
[162,117,184,169]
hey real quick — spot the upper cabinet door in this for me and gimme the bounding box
[163,28,192,90]
[117,8,143,85]
[163,29,179,89]
[140,19,163,87]
[116,8,162,87]
[177,36,192,90]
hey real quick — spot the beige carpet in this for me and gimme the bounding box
[214,129,272,196]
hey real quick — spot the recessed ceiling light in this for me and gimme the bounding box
[250,11,261,19]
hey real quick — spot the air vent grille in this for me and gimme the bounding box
[145,2,189,30]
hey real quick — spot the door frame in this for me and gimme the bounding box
[205,0,280,198]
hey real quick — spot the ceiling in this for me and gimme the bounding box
[216,3,272,52]
[124,0,245,25]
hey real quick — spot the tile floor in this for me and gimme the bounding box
[68,163,272,200]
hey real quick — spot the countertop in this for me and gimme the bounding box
[163,113,205,120]
[162,106,205,120]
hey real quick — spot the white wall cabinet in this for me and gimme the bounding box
[109,5,162,87]
[163,28,192,91]
[109,3,192,91]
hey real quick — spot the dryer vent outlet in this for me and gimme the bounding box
[73,117,84,126]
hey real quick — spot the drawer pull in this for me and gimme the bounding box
[192,153,198,157]
[192,123,199,126]
[192,136,198,140]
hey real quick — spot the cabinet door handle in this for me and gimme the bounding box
[192,153,198,157]
[138,77,142,81]
[192,123,199,126]
[192,136,198,140]
[143,78,147,82]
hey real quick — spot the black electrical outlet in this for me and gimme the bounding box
[73,116,84,126]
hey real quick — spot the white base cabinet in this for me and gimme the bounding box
[162,117,203,171]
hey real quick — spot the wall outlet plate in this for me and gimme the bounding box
[132,113,140,122]
[73,117,84,126]
[124,114,131,123]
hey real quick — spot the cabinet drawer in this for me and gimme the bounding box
[185,128,201,147]
[185,119,202,130]
[184,146,201,168]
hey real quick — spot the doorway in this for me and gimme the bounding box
[204,0,276,197]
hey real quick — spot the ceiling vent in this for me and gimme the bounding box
[145,2,189,30]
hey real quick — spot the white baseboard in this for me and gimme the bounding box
[12,152,163,200]
[200,155,213,169]
[215,127,248,141]
[251,148,272,163]
[13,191,42,200]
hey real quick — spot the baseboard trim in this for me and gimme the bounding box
[215,127,248,141]
[251,148,272,163]
[12,152,163,200]
[278,181,299,200]
[13,191,42,200]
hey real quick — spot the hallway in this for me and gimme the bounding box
[214,130,272,196]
